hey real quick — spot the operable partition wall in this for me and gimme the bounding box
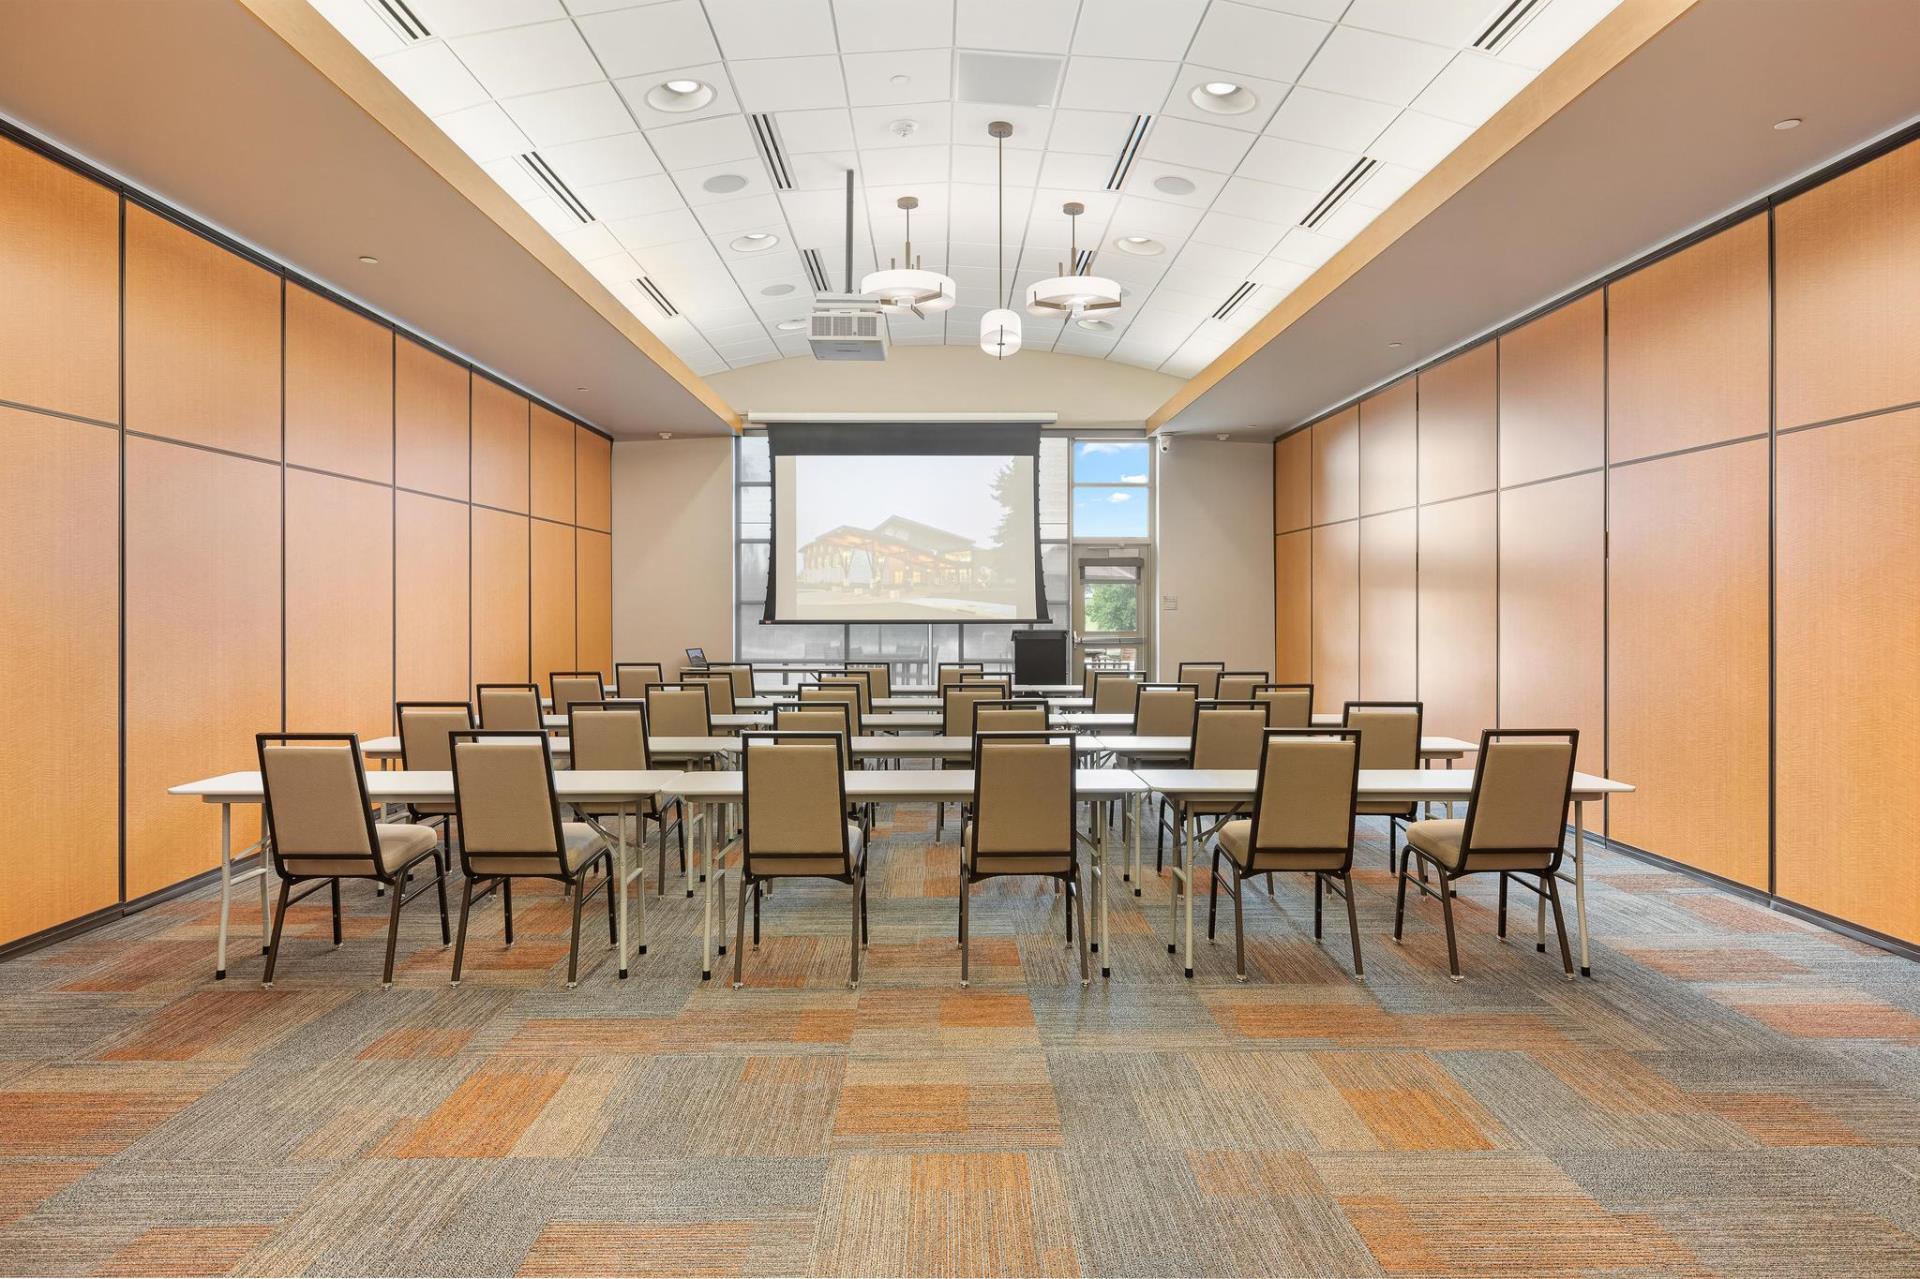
[1274,130,1920,952]
[0,131,613,952]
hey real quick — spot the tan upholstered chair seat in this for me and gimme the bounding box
[1405,819,1551,870]
[282,822,438,878]
[1216,819,1347,872]
[735,823,864,878]
[466,822,605,877]
[960,825,1070,875]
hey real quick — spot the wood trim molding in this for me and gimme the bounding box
[1146,0,1700,434]
[232,0,742,435]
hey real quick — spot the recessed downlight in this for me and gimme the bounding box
[1113,235,1164,257]
[358,255,379,264]
[761,283,796,296]
[730,232,779,253]
[1076,318,1114,332]
[1154,174,1196,196]
[889,73,911,87]
[702,172,749,194]
[646,78,715,113]
[1388,341,1403,349]
[1190,80,1257,115]
[1773,116,1803,131]
[776,318,808,332]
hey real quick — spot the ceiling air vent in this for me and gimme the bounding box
[1300,157,1378,229]
[1107,115,1151,191]
[1212,281,1256,322]
[519,153,594,223]
[801,248,830,294]
[635,277,677,318]
[748,113,793,191]
[367,0,429,42]
[1474,0,1549,52]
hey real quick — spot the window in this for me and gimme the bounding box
[1071,440,1150,540]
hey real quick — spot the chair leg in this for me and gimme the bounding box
[1064,878,1074,945]
[732,873,749,988]
[1342,871,1364,979]
[860,873,870,947]
[451,876,474,985]
[1389,820,1399,873]
[1207,847,1221,941]
[1155,799,1166,873]
[959,879,970,988]
[566,875,587,989]
[381,871,405,989]
[752,879,761,946]
[1544,872,1575,978]
[1231,866,1246,982]
[1314,872,1324,940]
[1497,872,1509,940]
[329,878,342,946]
[603,854,618,944]
[848,870,862,988]
[1394,853,1412,941]
[433,852,451,944]
[262,877,292,988]
[1439,872,1462,981]
[1073,874,1090,987]
[502,878,514,947]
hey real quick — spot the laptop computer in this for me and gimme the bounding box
[684,646,707,667]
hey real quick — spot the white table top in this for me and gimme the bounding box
[1072,728,1473,760]
[1136,767,1632,804]
[670,767,1148,804]
[170,769,684,806]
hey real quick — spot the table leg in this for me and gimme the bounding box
[1181,804,1194,979]
[215,804,233,980]
[1574,800,1591,977]
[1130,791,1142,897]
[1167,798,1181,958]
[615,803,631,979]
[701,800,715,981]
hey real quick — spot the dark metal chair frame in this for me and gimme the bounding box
[960,731,1087,988]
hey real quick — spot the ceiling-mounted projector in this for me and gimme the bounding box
[808,294,889,362]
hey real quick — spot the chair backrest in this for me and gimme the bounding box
[849,662,891,699]
[1460,730,1578,863]
[646,683,712,738]
[1092,670,1145,713]
[1216,671,1269,702]
[257,733,380,878]
[969,732,1076,859]
[800,681,863,736]
[1175,661,1225,698]
[1133,682,1200,736]
[566,701,650,772]
[710,662,755,700]
[613,662,665,697]
[1343,700,1423,770]
[476,683,543,731]
[1247,729,1361,860]
[973,698,1049,734]
[741,733,852,872]
[683,671,736,715]
[550,671,606,717]
[1191,702,1268,770]
[773,703,854,771]
[449,732,568,874]
[1254,682,1314,728]
[817,668,874,717]
[937,662,983,689]
[396,701,474,772]
[942,684,1003,737]
[1080,659,1136,697]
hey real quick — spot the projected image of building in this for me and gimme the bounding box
[801,517,978,597]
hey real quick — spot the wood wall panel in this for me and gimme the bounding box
[286,285,392,483]
[1274,530,1311,682]
[1499,472,1604,778]
[1417,494,1497,745]
[531,520,577,692]
[1417,343,1497,504]
[1359,509,1417,699]
[1310,521,1359,715]
[576,529,612,679]
[1310,407,1359,525]
[1777,409,1920,943]
[1609,440,1769,888]
[0,138,118,424]
[285,470,393,739]
[395,338,468,500]
[0,409,119,945]
[124,205,281,460]
[396,491,471,703]
[1499,291,1604,487]
[1359,379,1417,515]
[575,425,612,533]
[1273,428,1311,533]
[124,437,280,900]
[472,376,529,513]
[472,506,529,686]
[530,405,575,524]
[1776,138,1920,430]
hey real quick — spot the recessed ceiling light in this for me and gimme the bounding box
[889,118,918,138]
[1773,117,1803,131]
[1215,433,1230,441]
[776,318,807,332]
[702,172,749,194]
[730,232,779,252]
[1388,341,1402,349]
[1077,318,1114,332]
[1154,175,1196,196]
[761,283,796,296]
[658,431,673,440]
[646,78,715,113]
[889,73,911,87]
[1190,80,1257,115]
[1113,235,1164,257]
[358,255,379,264]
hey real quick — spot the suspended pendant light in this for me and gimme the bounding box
[861,195,956,316]
[980,120,1023,359]
[1025,202,1122,317]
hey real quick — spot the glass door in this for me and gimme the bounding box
[1072,548,1150,678]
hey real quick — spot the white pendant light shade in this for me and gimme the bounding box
[1024,274,1122,317]
[980,308,1022,358]
[861,266,957,314]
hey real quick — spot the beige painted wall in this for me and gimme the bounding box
[707,346,1184,430]
[1155,436,1276,680]
[612,437,734,666]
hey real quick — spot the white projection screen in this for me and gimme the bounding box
[766,421,1048,623]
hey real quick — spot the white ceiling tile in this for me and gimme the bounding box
[1158,64,1288,133]
[577,172,686,219]
[435,102,535,161]
[1069,0,1208,59]
[482,156,543,201]
[1059,57,1179,114]
[1144,284,1226,318]
[580,248,642,289]
[1044,108,1136,155]
[842,48,953,106]
[1121,158,1227,207]
[1191,209,1285,255]
[1366,109,1471,169]
[1249,255,1312,289]
[855,145,951,185]
[705,0,838,59]
[611,64,742,127]
[1035,150,1110,189]
[1108,194,1203,238]
[1140,116,1256,175]
[1496,0,1622,71]
[1263,85,1399,151]
[1230,0,1349,19]
[555,219,623,260]
[831,0,955,53]
[306,0,405,56]
[955,0,1081,53]
[779,188,873,240]
[732,55,850,112]
[1173,240,1263,280]
[1348,160,1422,209]
[692,193,786,234]
[673,158,777,204]
[541,131,664,188]
[953,145,1042,186]
[607,207,707,250]
[521,193,581,236]
[850,102,951,147]
[1237,134,1361,192]
[786,151,863,188]
[501,81,638,146]
[1343,0,1506,46]
[579,0,721,76]
[775,109,856,153]
[450,20,603,98]
[1298,25,1453,106]
[564,0,665,12]
[376,43,490,116]
[705,320,776,345]
[950,103,1053,149]
[1184,2,1329,84]
[1310,196,1384,240]
[410,0,565,38]
[1210,174,1318,222]
[1411,50,1533,127]
[645,114,758,170]
[1270,224,1346,267]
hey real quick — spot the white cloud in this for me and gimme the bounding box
[1107,491,1132,503]
[1120,473,1148,483]
[1078,441,1131,454]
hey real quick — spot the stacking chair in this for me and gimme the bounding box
[1396,729,1579,981]
[1175,661,1226,698]
[1157,701,1264,872]
[613,662,665,697]
[684,671,736,715]
[973,698,1049,733]
[476,683,543,731]
[818,668,875,720]
[711,662,756,702]
[801,680,865,737]
[256,733,450,988]
[849,662,891,699]
[730,733,868,989]
[960,732,1087,987]
[395,701,474,837]
[1133,683,1200,736]
[1344,701,1424,870]
[937,661,983,690]
[774,702,855,769]
[1216,671,1270,702]
[1092,670,1145,714]
[644,683,714,768]
[567,701,685,901]
[550,671,606,717]
[1254,682,1315,728]
[449,731,615,988]
[936,684,1005,836]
